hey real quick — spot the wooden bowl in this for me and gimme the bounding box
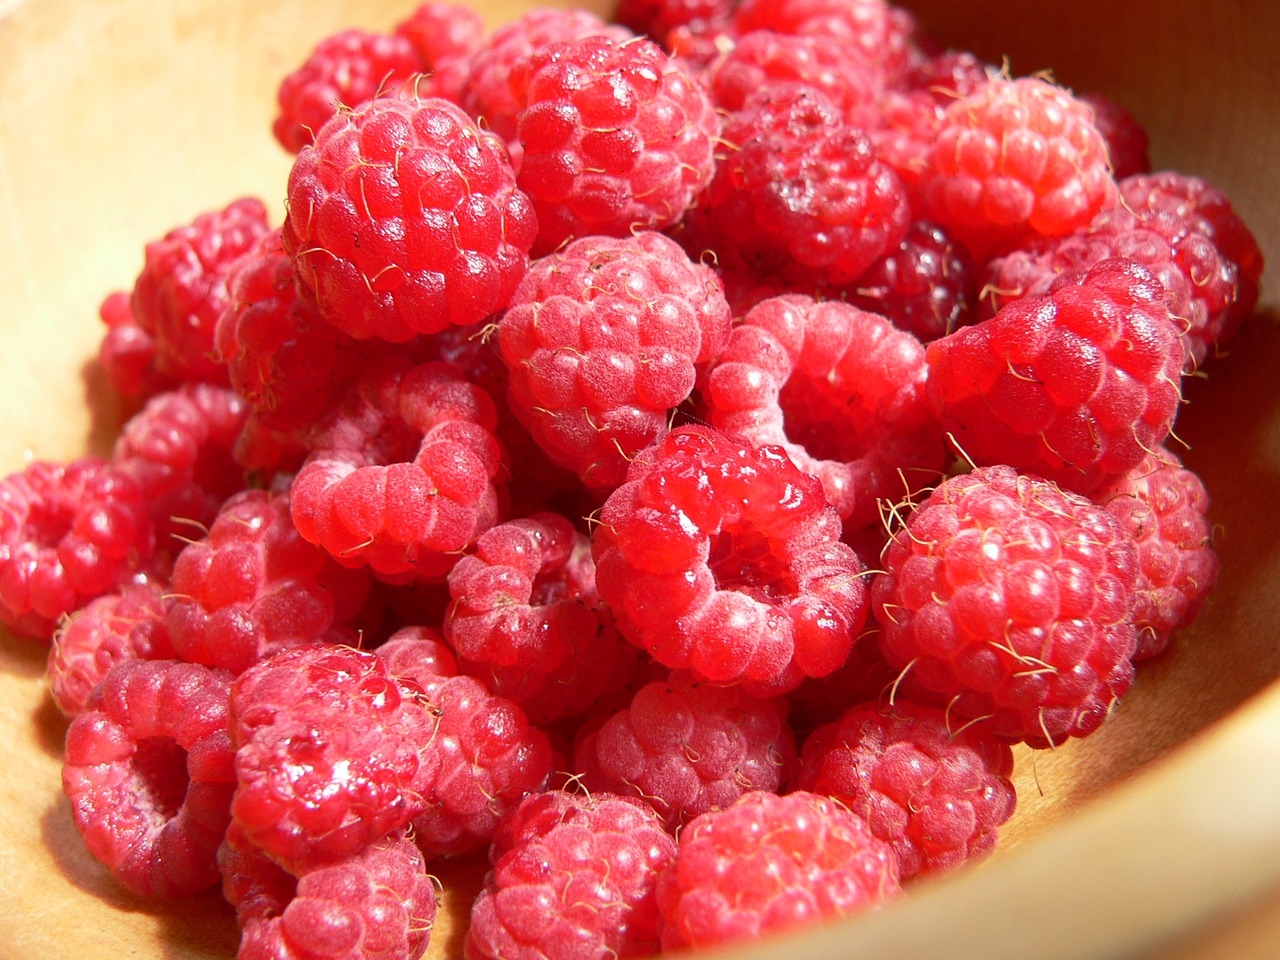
[1,1,1277,957]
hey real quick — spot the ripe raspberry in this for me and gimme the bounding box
[614,0,734,46]
[928,257,1184,494]
[497,232,732,490]
[1094,447,1218,660]
[47,580,174,716]
[785,628,899,736]
[393,2,487,79]
[131,197,272,384]
[701,84,910,288]
[704,295,947,532]
[96,290,172,402]
[655,790,899,951]
[229,644,442,872]
[574,671,797,829]
[375,624,460,681]
[282,96,536,343]
[871,464,1140,747]
[465,790,677,960]
[290,358,505,582]
[61,658,236,897]
[0,458,154,640]
[921,76,1118,260]
[512,34,720,255]
[592,426,869,696]
[1079,92,1150,180]
[794,700,1016,881]
[272,29,427,154]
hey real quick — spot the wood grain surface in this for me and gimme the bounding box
[1,1,1277,959]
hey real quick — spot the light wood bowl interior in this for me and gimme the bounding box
[1,1,1277,958]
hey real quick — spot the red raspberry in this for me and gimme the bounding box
[614,0,734,45]
[96,290,172,403]
[794,700,1016,881]
[574,671,797,829]
[592,426,869,696]
[655,790,899,951]
[282,96,536,343]
[290,358,505,582]
[926,257,1185,494]
[466,790,677,960]
[701,84,910,288]
[0,457,154,640]
[393,2,487,78]
[61,658,236,897]
[704,295,947,532]
[1094,447,1218,660]
[871,464,1140,747]
[272,29,427,155]
[784,628,899,736]
[1079,92,1150,180]
[47,580,174,716]
[512,34,720,255]
[921,76,1118,260]
[229,644,442,872]
[497,232,732,490]
[130,197,272,384]
[375,624,460,681]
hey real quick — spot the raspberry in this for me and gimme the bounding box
[96,290,172,402]
[130,197,272,384]
[61,658,236,897]
[272,29,427,154]
[704,295,947,531]
[47,580,174,716]
[871,464,1140,747]
[700,84,911,288]
[282,96,536,343]
[654,790,899,951]
[375,624,460,681]
[784,628,899,736]
[928,257,1185,494]
[497,232,732,490]
[573,671,797,829]
[794,700,1016,881]
[1094,447,1218,660]
[229,644,442,872]
[289,358,505,582]
[591,426,869,695]
[614,0,734,46]
[0,457,155,640]
[512,34,720,255]
[167,489,374,675]
[393,2,487,77]
[921,76,1118,260]
[1079,91,1150,180]
[465,790,677,960]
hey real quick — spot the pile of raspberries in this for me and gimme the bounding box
[1,0,1264,957]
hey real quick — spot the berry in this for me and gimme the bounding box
[591,426,869,696]
[96,290,172,402]
[1079,91,1150,180]
[926,257,1185,494]
[282,96,537,342]
[393,2,488,78]
[654,790,899,951]
[871,464,1140,747]
[497,232,732,490]
[794,700,1016,880]
[614,0,734,46]
[61,658,236,897]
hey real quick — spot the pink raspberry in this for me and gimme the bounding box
[655,790,899,951]
[794,700,1016,881]
[592,426,869,696]
[272,28,427,154]
[282,96,536,343]
[574,671,797,829]
[704,295,947,532]
[921,76,1118,260]
[290,358,505,582]
[1094,447,1218,660]
[229,644,443,872]
[512,34,720,255]
[61,658,236,897]
[130,197,272,384]
[926,257,1185,494]
[871,464,1140,747]
[1079,91,1150,180]
[701,84,911,288]
[466,790,677,960]
[497,232,732,491]
[96,290,172,403]
[47,580,174,716]
[0,457,155,640]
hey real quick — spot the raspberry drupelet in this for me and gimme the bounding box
[871,464,1140,747]
[282,96,537,343]
[591,426,869,696]
[96,290,172,403]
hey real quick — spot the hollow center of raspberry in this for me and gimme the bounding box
[131,736,190,821]
[708,523,797,602]
[780,377,871,463]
